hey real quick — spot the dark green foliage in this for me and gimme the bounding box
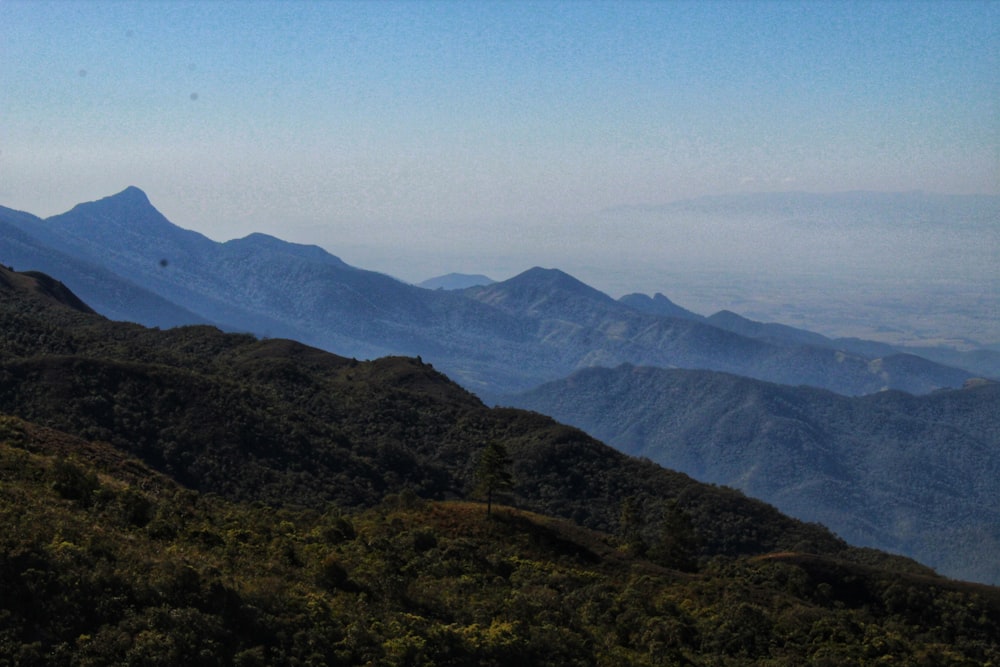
[0,266,859,563]
[50,456,99,504]
[2,427,999,666]
[647,501,699,572]
[618,495,645,555]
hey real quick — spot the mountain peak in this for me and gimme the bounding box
[115,185,150,202]
[87,186,154,210]
[709,309,750,324]
[509,267,606,296]
[44,186,215,262]
[54,186,161,223]
[224,232,351,268]
[467,266,620,320]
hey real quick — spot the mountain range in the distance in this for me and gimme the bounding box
[2,186,996,394]
[1,186,998,584]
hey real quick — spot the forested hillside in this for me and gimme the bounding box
[2,265,999,665]
[505,364,1000,585]
[4,416,1000,666]
[0,265,846,556]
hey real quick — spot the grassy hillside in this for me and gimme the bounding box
[2,418,999,666]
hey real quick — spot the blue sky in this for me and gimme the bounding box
[1,0,998,289]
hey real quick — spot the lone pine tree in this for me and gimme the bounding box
[474,442,513,517]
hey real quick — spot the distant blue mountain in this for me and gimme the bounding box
[0,186,978,396]
[703,308,1000,379]
[504,364,1000,584]
[0,203,212,328]
[706,309,831,347]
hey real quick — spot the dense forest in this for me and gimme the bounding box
[2,265,999,665]
[0,266,854,556]
[504,363,1000,584]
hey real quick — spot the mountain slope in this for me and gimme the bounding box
[504,364,1000,584]
[0,208,212,328]
[0,187,976,396]
[0,264,853,558]
[707,309,834,347]
[705,307,1000,379]
[418,272,495,290]
[618,291,704,321]
[4,416,999,665]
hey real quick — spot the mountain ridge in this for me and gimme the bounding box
[418,272,495,290]
[0,262,857,556]
[503,362,1000,584]
[619,291,704,321]
[1,187,981,396]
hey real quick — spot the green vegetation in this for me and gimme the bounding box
[2,265,999,664]
[0,266,855,560]
[506,362,1000,584]
[2,422,999,666]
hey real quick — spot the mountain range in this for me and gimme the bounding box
[0,263,842,550]
[502,364,1000,584]
[0,187,990,399]
[2,263,999,664]
[2,187,998,586]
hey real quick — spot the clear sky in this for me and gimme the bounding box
[1,0,998,290]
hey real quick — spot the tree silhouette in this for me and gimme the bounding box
[474,442,513,517]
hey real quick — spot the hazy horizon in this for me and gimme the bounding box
[6,185,998,349]
[2,1,997,345]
